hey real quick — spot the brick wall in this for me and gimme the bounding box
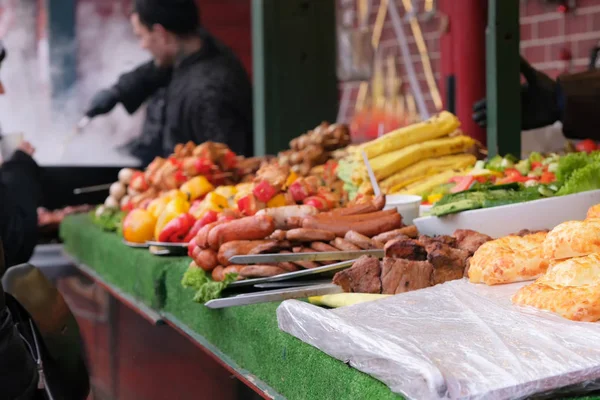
[338,0,600,123]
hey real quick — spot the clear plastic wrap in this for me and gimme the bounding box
[277,279,600,400]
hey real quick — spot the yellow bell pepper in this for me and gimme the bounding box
[180,176,214,201]
[285,171,298,189]
[427,193,444,204]
[267,193,288,208]
[234,183,254,202]
[214,185,237,207]
[147,197,170,219]
[164,189,188,202]
[154,197,190,239]
[204,192,229,212]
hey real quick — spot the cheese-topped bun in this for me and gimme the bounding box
[512,253,600,322]
[587,204,600,220]
[469,232,548,285]
[543,219,600,261]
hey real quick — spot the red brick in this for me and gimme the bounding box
[536,19,561,38]
[523,1,553,17]
[520,23,533,41]
[546,43,569,62]
[380,24,396,43]
[523,45,546,64]
[574,37,600,59]
[565,13,591,35]
[590,12,600,32]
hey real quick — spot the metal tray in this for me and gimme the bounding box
[123,240,149,248]
[146,241,189,248]
[227,259,356,288]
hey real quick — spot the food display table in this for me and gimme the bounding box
[60,214,600,400]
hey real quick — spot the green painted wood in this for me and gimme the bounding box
[46,0,77,104]
[486,0,521,157]
[252,0,338,156]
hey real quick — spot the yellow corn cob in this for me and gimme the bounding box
[370,135,476,181]
[391,168,469,196]
[308,293,392,308]
[362,110,460,159]
[380,154,477,192]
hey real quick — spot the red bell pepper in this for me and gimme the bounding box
[450,176,476,193]
[289,181,309,202]
[183,210,219,243]
[194,157,215,175]
[174,170,188,184]
[130,171,149,192]
[221,150,238,170]
[540,171,556,184]
[303,196,328,210]
[253,180,278,203]
[121,200,134,212]
[158,213,196,243]
[237,194,258,216]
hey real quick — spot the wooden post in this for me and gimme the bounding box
[486,0,521,157]
[252,0,338,156]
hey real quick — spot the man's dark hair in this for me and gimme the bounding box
[133,0,200,36]
[0,40,6,67]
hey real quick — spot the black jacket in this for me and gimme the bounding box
[558,70,600,140]
[0,151,42,268]
[115,32,254,166]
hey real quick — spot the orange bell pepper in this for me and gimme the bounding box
[122,209,156,244]
[285,171,299,189]
[267,193,288,208]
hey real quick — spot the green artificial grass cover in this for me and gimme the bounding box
[60,215,400,400]
[60,215,600,400]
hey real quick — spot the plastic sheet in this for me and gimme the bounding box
[277,279,600,400]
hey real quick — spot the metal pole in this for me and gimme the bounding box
[486,0,521,157]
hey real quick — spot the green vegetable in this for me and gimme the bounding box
[557,164,600,196]
[555,152,591,183]
[528,152,543,163]
[181,265,238,303]
[486,155,504,172]
[91,206,125,233]
[515,159,531,176]
[192,273,238,303]
[538,186,555,197]
[181,266,209,289]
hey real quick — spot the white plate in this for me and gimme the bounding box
[414,189,600,238]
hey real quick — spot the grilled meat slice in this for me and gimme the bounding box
[452,229,492,255]
[380,258,433,294]
[332,256,381,294]
[384,237,427,260]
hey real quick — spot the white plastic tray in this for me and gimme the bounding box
[414,189,600,237]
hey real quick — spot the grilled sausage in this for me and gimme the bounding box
[286,228,336,242]
[208,215,275,250]
[192,248,219,272]
[217,240,274,266]
[303,212,403,237]
[212,266,225,282]
[319,195,385,217]
[239,265,287,278]
[372,226,419,242]
[310,242,339,252]
[344,231,380,250]
[256,205,319,230]
[331,238,361,251]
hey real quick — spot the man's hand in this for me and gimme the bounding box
[473,57,561,130]
[17,141,34,157]
[85,88,120,118]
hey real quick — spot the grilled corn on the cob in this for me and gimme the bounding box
[370,135,476,181]
[380,154,477,192]
[391,168,469,196]
[362,111,460,159]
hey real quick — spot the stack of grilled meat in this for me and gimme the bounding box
[333,229,492,294]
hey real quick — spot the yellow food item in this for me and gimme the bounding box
[285,171,299,188]
[164,189,188,202]
[362,111,461,159]
[122,209,156,244]
[308,293,391,308]
[180,176,214,201]
[543,219,600,261]
[163,197,190,215]
[234,183,254,202]
[214,185,237,207]
[380,154,477,192]
[147,196,171,219]
[267,193,288,208]
[203,192,229,213]
[427,193,444,204]
[468,232,549,285]
[369,135,476,181]
[512,253,600,322]
[391,169,468,196]
[154,208,182,241]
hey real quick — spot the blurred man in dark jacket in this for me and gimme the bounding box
[0,40,44,400]
[473,56,600,140]
[84,0,253,166]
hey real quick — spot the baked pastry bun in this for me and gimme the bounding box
[587,204,600,220]
[543,219,600,260]
[512,253,600,322]
[469,232,548,285]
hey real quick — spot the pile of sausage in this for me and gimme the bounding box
[188,195,415,282]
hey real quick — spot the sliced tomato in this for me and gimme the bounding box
[540,171,556,184]
[575,139,597,153]
[448,176,466,184]
[531,162,543,170]
[450,176,475,193]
